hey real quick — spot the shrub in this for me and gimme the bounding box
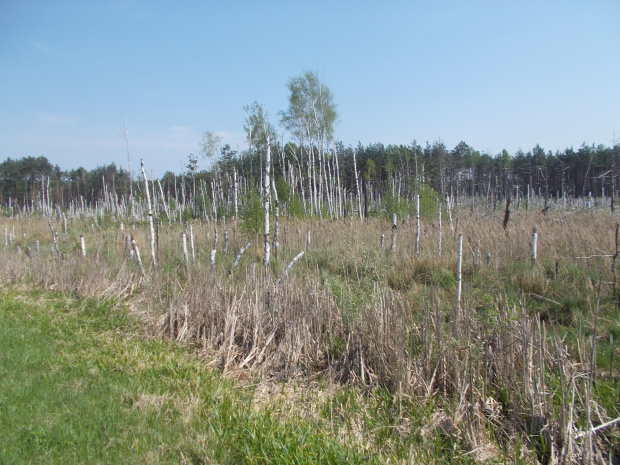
[239,189,264,236]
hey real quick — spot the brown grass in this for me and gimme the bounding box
[1,204,618,463]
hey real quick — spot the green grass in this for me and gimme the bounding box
[0,291,371,464]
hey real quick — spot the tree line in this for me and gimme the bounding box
[1,70,618,220]
[1,140,618,217]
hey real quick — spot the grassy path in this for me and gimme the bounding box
[0,291,369,464]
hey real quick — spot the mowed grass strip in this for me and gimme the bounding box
[0,291,370,465]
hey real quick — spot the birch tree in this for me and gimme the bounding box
[279,71,338,216]
[244,101,276,189]
[200,131,222,169]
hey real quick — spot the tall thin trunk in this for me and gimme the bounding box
[264,135,271,268]
[456,234,463,319]
[353,150,362,223]
[141,159,157,271]
[272,178,279,260]
[233,169,238,218]
[415,194,420,256]
[157,180,170,224]
[438,198,442,257]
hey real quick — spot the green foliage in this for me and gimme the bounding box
[288,197,305,218]
[274,175,289,202]
[383,189,408,222]
[418,185,441,222]
[279,70,338,144]
[243,101,277,153]
[239,189,264,236]
[382,185,440,223]
[180,207,193,223]
[197,190,212,218]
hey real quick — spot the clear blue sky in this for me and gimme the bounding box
[1,1,619,177]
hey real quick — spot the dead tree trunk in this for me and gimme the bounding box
[263,135,271,269]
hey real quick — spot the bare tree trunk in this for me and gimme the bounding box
[264,135,271,269]
[275,251,305,285]
[141,159,157,272]
[335,149,342,218]
[181,232,189,269]
[157,180,170,224]
[415,194,420,256]
[272,178,279,261]
[311,147,318,217]
[456,234,463,320]
[189,225,195,262]
[391,212,397,251]
[353,150,362,223]
[230,240,252,274]
[438,198,442,257]
[613,223,619,311]
[132,238,145,276]
[233,169,238,219]
[80,234,86,257]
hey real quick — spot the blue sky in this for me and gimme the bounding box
[1,1,619,176]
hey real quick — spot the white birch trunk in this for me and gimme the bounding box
[415,194,420,256]
[231,240,252,273]
[132,238,145,276]
[157,180,170,223]
[233,169,238,218]
[189,225,195,262]
[335,149,342,218]
[272,178,279,260]
[48,219,59,254]
[80,234,86,257]
[391,212,397,251]
[275,251,305,285]
[438,199,442,257]
[310,148,318,216]
[353,150,362,223]
[264,134,271,268]
[532,227,538,263]
[447,195,454,233]
[181,232,189,268]
[141,159,157,272]
[456,234,463,316]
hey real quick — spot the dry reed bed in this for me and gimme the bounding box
[1,208,618,463]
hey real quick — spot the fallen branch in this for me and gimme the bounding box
[574,254,613,260]
[229,240,252,275]
[275,251,305,285]
[575,416,620,440]
[529,293,561,306]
